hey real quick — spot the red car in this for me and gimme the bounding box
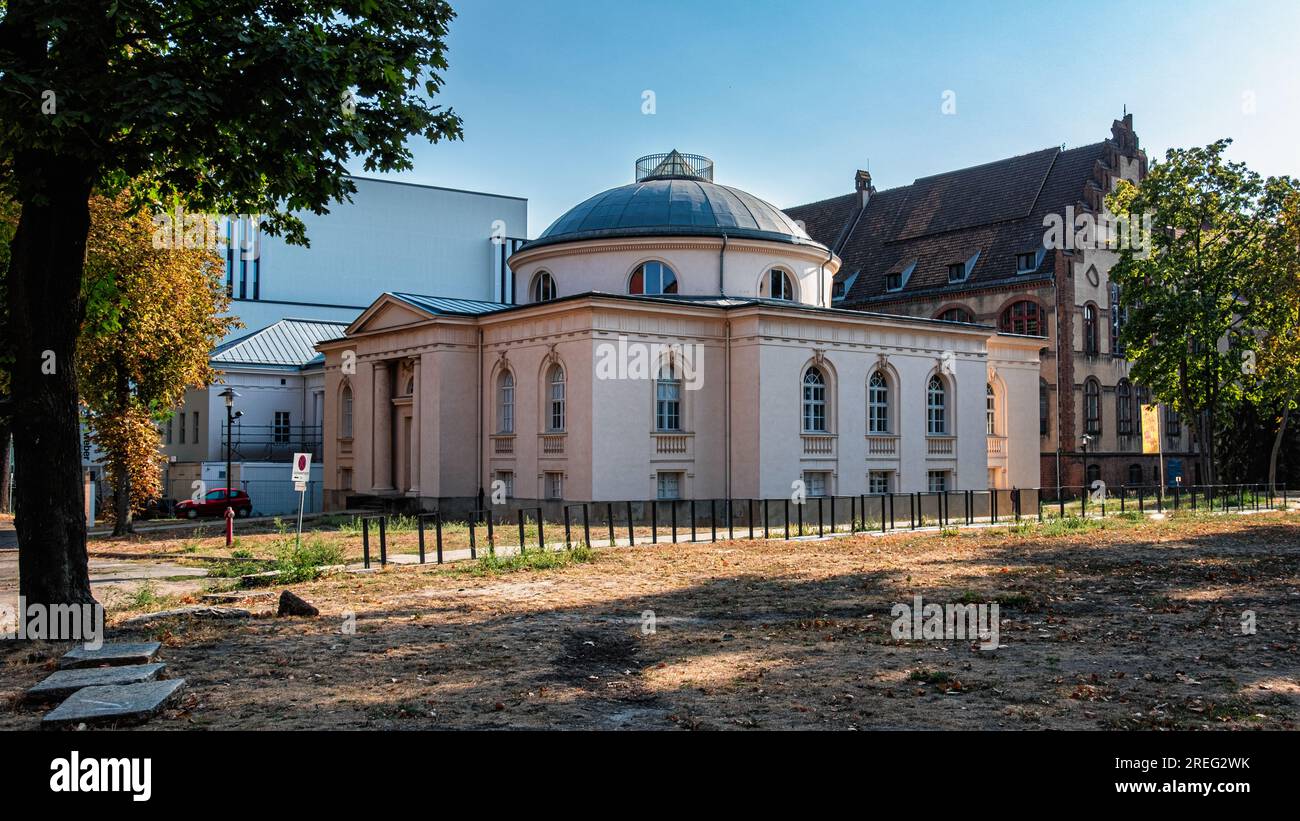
[176,488,253,519]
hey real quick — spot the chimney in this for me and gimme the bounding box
[854,169,874,207]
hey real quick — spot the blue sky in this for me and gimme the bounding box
[362,0,1300,238]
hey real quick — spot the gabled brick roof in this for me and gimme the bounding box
[786,140,1116,306]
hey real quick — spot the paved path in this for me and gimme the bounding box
[0,550,207,611]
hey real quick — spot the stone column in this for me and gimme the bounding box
[408,357,420,494]
[372,361,393,491]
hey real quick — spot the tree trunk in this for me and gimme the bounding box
[111,463,133,537]
[1269,400,1291,491]
[0,417,12,514]
[6,151,98,607]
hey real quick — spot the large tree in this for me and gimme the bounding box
[0,0,462,605]
[1253,184,1300,489]
[1107,140,1296,486]
[81,191,239,535]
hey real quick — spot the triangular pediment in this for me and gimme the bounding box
[347,294,436,335]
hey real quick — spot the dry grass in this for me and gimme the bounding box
[3,510,1297,730]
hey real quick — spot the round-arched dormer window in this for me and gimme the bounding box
[531,271,557,302]
[629,261,678,295]
[762,268,796,301]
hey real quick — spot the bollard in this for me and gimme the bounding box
[564,505,572,549]
[435,512,444,564]
[607,502,616,547]
[518,509,527,555]
[583,503,591,548]
[362,517,371,569]
[626,500,635,547]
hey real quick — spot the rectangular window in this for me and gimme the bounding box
[1016,252,1037,273]
[947,263,966,283]
[928,470,949,493]
[165,417,173,445]
[273,411,291,444]
[192,411,199,444]
[179,412,186,444]
[494,471,514,499]
[885,272,902,291]
[340,468,352,491]
[656,472,681,500]
[868,471,891,495]
[656,377,682,432]
[1165,408,1181,438]
[545,472,564,500]
[803,471,828,497]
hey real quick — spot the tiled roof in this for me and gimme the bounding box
[389,293,513,316]
[786,142,1112,306]
[211,318,350,368]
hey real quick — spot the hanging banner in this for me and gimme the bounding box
[1140,404,1161,454]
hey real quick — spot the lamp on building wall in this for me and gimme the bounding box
[218,388,243,517]
[1080,433,1093,493]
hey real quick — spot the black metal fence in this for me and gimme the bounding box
[354,483,1293,569]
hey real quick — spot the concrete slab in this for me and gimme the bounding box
[60,641,161,670]
[42,678,185,728]
[27,663,166,703]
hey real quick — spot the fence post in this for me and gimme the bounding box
[710,499,717,542]
[910,492,916,530]
[850,495,856,533]
[764,499,770,539]
[563,505,572,549]
[991,489,997,524]
[468,516,477,560]
[435,511,443,564]
[418,515,426,564]
[749,499,756,539]
[797,499,805,537]
[362,517,370,569]
[583,503,591,548]
[728,499,734,540]
[536,510,545,552]
[627,500,635,547]
[689,500,696,543]
[817,497,824,537]
[881,494,887,533]
[784,499,791,540]
[485,512,494,556]
[650,501,658,544]
[607,502,616,547]
[378,516,387,567]
[670,500,678,544]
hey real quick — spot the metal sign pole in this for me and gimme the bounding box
[296,485,305,548]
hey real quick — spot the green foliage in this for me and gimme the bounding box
[1106,140,1300,482]
[460,544,595,576]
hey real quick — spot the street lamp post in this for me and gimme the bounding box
[218,388,242,543]
[1080,434,1093,511]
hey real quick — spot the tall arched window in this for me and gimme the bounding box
[986,383,997,436]
[655,360,682,432]
[1116,379,1133,436]
[1135,385,1151,435]
[1039,378,1050,438]
[1110,282,1126,355]
[936,307,974,323]
[1084,378,1101,435]
[531,271,557,302]
[999,300,1043,335]
[927,375,947,435]
[867,370,889,434]
[496,370,515,434]
[629,261,678,295]
[763,268,795,300]
[1083,303,1099,355]
[340,384,353,438]
[802,367,827,433]
[546,364,565,432]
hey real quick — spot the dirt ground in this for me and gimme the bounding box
[3,510,1298,730]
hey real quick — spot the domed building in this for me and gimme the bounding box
[318,152,1043,514]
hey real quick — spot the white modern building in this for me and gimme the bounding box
[218,176,529,334]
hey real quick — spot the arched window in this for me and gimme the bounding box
[986,383,997,436]
[1083,303,1099,355]
[926,375,947,435]
[936,307,974,323]
[403,377,415,396]
[655,360,682,432]
[1135,385,1151,434]
[1039,378,1050,438]
[340,385,353,438]
[496,370,515,434]
[999,300,1043,335]
[1084,378,1101,435]
[1116,379,1133,436]
[802,367,827,433]
[762,268,796,301]
[546,364,565,432]
[1128,463,1143,486]
[629,261,678,295]
[867,370,889,434]
[531,271,557,302]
